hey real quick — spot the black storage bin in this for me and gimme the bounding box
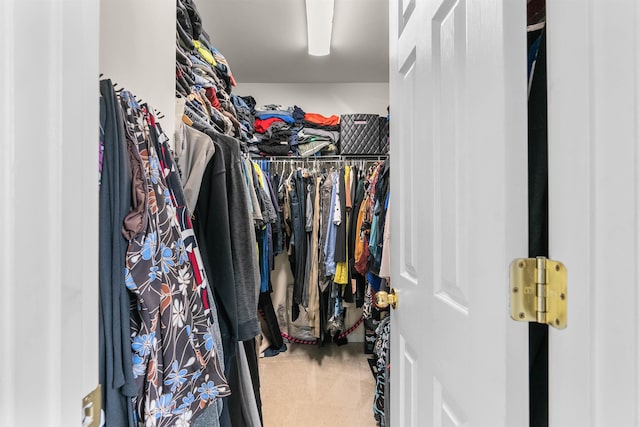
[340,114,383,155]
[378,116,389,154]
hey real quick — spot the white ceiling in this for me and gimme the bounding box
[193,0,389,84]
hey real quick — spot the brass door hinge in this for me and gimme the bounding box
[510,257,567,329]
[82,384,102,427]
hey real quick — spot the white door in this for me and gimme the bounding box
[389,0,529,425]
[0,0,100,425]
[547,0,640,425]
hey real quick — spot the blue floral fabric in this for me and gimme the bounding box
[373,315,390,426]
[120,92,229,426]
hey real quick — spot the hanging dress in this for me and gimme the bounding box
[120,92,230,426]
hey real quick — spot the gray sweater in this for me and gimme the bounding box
[174,120,215,214]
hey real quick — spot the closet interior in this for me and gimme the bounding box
[527,0,548,426]
[98,0,390,426]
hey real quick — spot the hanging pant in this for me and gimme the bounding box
[288,170,307,321]
[259,292,284,350]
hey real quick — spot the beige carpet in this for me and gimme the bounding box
[258,342,378,427]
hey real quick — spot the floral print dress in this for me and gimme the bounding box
[120,93,229,426]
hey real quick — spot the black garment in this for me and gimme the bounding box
[176,75,190,98]
[350,174,367,307]
[181,66,196,88]
[213,62,233,96]
[176,0,201,41]
[194,145,239,342]
[243,339,263,424]
[257,143,291,156]
[292,105,306,122]
[289,170,308,321]
[264,172,280,271]
[319,288,331,346]
[264,126,293,143]
[258,292,284,351]
[528,29,549,427]
[342,167,363,303]
[201,130,261,341]
[176,44,191,67]
[193,149,241,427]
[98,79,136,427]
[221,340,263,427]
[176,20,195,51]
[270,173,285,256]
[301,120,340,132]
[241,96,257,114]
[220,349,240,427]
[231,94,254,131]
[253,167,277,226]
[354,275,367,308]
[182,0,203,40]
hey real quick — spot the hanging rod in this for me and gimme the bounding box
[251,154,388,162]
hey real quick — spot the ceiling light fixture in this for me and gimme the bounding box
[305,0,335,56]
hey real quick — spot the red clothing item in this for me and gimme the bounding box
[205,87,221,110]
[254,117,285,133]
[304,113,340,126]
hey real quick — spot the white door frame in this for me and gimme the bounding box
[548,0,640,425]
[0,0,100,425]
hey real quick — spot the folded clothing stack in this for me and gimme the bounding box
[295,113,341,157]
[251,104,305,156]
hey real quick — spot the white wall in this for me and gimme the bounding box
[99,0,176,140]
[235,83,389,116]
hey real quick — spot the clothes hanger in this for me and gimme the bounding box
[286,159,295,183]
[527,20,545,33]
[182,114,193,126]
